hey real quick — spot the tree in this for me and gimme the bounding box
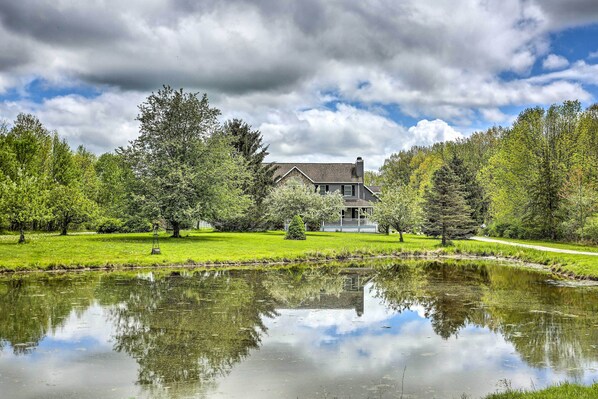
[286,215,306,240]
[0,114,52,241]
[264,178,343,229]
[372,185,422,242]
[448,155,487,224]
[122,86,250,238]
[423,165,476,245]
[216,119,277,231]
[0,174,48,243]
[49,185,97,235]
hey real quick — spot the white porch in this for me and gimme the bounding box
[322,207,378,233]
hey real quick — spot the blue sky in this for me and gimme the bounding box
[1,1,598,169]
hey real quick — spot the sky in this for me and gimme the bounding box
[1,1,598,170]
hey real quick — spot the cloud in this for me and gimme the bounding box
[1,0,598,163]
[590,50,598,59]
[542,54,570,70]
[406,119,463,147]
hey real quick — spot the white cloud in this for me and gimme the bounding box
[1,0,597,162]
[406,119,463,148]
[542,54,570,70]
[589,50,598,59]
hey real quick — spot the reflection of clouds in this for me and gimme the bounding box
[215,293,598,399]
[0,303,141,399]
[49,302,114,348]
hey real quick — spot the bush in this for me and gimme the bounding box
[286,215,306,240]
[96,218,124,234]
[122,217,153,233]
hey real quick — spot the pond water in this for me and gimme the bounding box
[0,260,597,399]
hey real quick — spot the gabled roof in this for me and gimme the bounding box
[273,163,359,183]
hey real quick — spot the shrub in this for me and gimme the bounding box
[122,217,153,233]
[286,215,306,240]
[96,218,124,234]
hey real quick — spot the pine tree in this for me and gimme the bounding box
[448,155,487,224]
[286,215,306,240]
[216,119,277,231]
[423,165,476,245]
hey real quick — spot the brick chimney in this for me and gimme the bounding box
[355,157,364,178]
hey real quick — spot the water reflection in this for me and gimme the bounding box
[0,261,597,398]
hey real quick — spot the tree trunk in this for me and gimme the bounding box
[60,217,70,236]
[441,224,447,246]
[60,225,68,236]
[171,221,181,238]
[18,225,25,244]
[399,231,404,242]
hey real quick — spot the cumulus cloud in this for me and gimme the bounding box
[406,119,463,148]
[0,0,597,163]
[542,54,570,70]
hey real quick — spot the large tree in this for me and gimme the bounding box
[123,86,249,238]
[423,165,476,245]
[215,119,277,231]
[372,185,422,242]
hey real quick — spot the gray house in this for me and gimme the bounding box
[272,157,379,232]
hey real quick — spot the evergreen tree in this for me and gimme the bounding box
[286,215,306,240]
[448,155,487,224]
[423,165,476,245]
[215,119,277,231]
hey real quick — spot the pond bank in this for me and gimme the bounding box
[1,231,597,279]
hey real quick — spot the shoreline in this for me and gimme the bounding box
[2,250,596,283]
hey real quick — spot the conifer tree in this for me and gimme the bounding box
[448,155,487,224]
[216,119,277,231]
[423,165,476,245]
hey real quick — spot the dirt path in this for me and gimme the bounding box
[471,236,598,256]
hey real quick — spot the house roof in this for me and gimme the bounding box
[273,163,359,183]
[367,185,381,193]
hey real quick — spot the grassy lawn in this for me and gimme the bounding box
[1,230,598,277]
[483,383,598,399]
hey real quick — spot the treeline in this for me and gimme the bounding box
[0,86,276,242]
[378,101,598,242]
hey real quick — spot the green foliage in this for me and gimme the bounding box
[483,382,598,399]
[423,165,477,245]
[265,178,344,228]
[96,217,125,234]
[122,86,250,238]
[215,119,277,231]
[286,215,306,240]
[50,185,97,235]
[372,184,422,241]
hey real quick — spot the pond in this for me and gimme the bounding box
[0,260,597,398]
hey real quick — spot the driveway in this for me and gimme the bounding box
[471,236,598,256]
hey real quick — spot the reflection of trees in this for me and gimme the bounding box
[0,274,96,354]
[262,266,368,315]
[374,261,490,339]
[479,268,598,377]
[373,260,598,376]
[95,270,277,398]
[262,266,346,306]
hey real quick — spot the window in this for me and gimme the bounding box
[320,185,329,195]
[343,185,354,196]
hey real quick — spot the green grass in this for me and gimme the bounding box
[483,382,598,398]
[1,230,598,277]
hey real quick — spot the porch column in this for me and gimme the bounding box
[340,210,343,232]
[358,207,361,232]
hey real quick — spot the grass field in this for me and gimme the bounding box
[483,383,598,399]
[1,230,598,277]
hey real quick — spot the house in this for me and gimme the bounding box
[272,157,379,232]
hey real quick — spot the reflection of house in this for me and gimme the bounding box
[272,157,379,232]
[277,274,369,317]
